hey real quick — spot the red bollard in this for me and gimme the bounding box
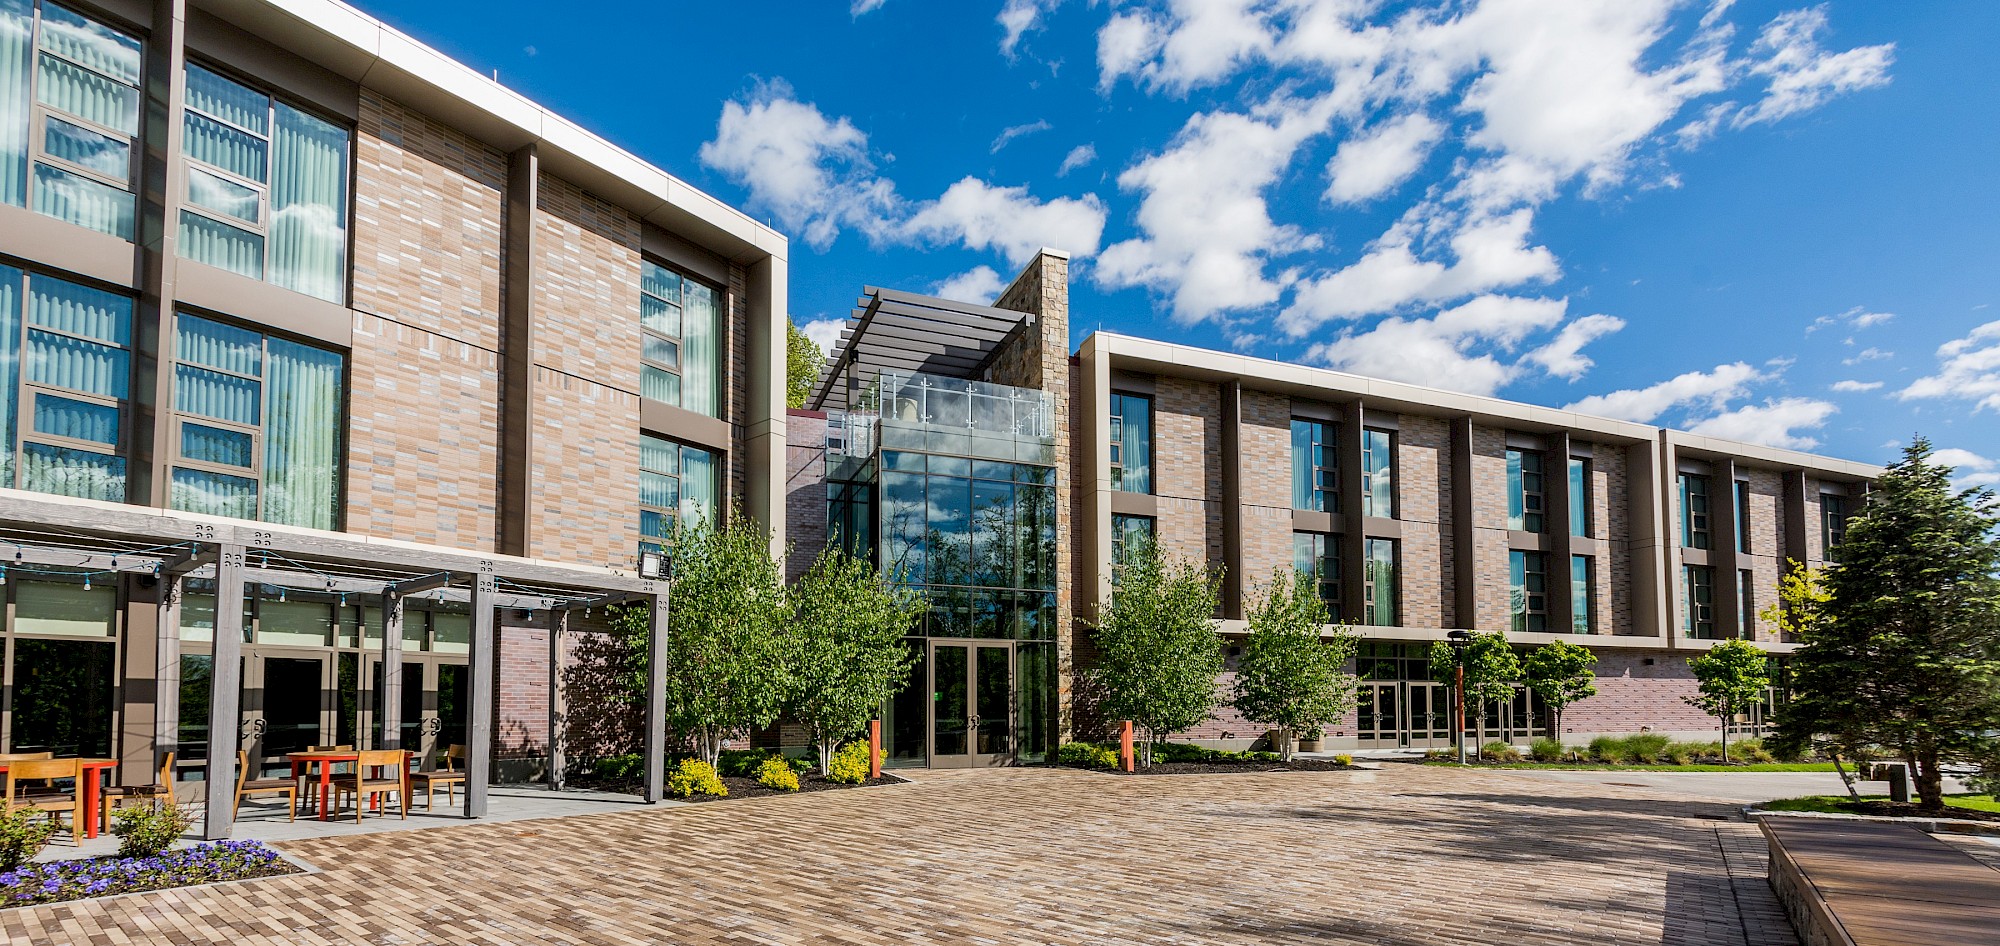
[1120,720,1135,772]
[868,719,882,779]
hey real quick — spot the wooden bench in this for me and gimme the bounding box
[1763,815,2000,945]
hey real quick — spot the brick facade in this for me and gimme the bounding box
[1397,414,1451,629]
[1152,376,1223,565]
[1237,390,1293,593]
[785,409,829,583]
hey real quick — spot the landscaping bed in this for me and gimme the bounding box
[3,841,297,909]
[1760,794,2000,822]
[1055,741,1361,775]
[680,773,901,802]
[1096,758,1359,776]
[1420,734,1835,771]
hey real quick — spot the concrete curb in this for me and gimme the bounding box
[1744,806,2000,837]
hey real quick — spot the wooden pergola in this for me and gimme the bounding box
[0,489,671,839]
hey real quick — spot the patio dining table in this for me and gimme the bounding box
[0,756,118,838]
[286,750,361,821]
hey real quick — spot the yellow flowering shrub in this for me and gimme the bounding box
[665,758,727,798]
[756,756,800,792]
[826,741,875,784]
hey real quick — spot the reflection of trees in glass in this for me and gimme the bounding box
[11,639,114,756]
[336,653,358,747]
[178,655,213,757]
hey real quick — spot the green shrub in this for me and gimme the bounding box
[1333,753,1354,767]
[1665,745,1694,765]
[1481,741,1522,763]
[826,741,876,784]
[665,758,727,798]
[717,749,810,778]
[0,806,59,870]
[755,756,801,791]
[593,753,642,780]
[1057,742,1121,769]
[110,804,195,859]
[1528,738,1565,762]
[1587,736,1626,763]
[1626,733,1671,763]
[1731,738,1776,763]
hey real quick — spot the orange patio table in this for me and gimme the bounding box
[286,750,361,821]
[0,757,118,838]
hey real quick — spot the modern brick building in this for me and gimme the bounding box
[798,255,1878,764]
[0,0,786,818]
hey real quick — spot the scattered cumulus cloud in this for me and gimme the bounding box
[1565,359,1835,448]
[851,0,887,15]
[1807,305,1894,335]
[1523,313,1628,381]
[1324,113,1443,205]
[931,266,1008,305]
[1842,346,1892,365]
[999,0,1064,57]
[901,178,1106,264]
[1897,320,2000,412]
[1057,144,1097,176]
[522,45,537,57]
[1685,398,1838,450]
[1303,294,1582,395]
[1829,379,1881,392]
[1733,7,1895,128]
[1280,209,1559,336]
[1565,361,1763,422]
[991,120,1052,153]
[1931,448,2000,491]
[800,317,846,357]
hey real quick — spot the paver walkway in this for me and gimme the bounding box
[3,765,1798,945]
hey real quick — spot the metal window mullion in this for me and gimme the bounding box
[30,108,137,192]
[180,164,270,236]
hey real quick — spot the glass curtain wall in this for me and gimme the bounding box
[1361,428,1395,517]
[639,261,721,419]
[169,312,342,528]
[0,265,131,500]
[1290,418,1336,512]
[1363,538,1397,626]
[1291,531,1339,612]
[1506,449,1544,532]
[0,1,141,238]
[1108,392,1151,494]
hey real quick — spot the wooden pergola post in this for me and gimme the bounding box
[548,608,568,791]
[641,593,669,804]
[465,573,496,818]
[153,571,182,773]
[201,544,246,839]
[379,591,404,750]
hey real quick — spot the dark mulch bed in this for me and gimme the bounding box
[1070,759,1360,776]
[679,774,902,802]
[1839,800,2000,823]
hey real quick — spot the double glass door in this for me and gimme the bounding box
[929,642,1012,768]
[1355,681,1453,749]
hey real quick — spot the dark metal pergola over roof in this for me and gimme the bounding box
[0,489,671,839]
[807,287,1034,412]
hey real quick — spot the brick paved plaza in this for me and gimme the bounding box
[3,765,1800,945]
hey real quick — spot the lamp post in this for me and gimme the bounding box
[1446,630,1472,765]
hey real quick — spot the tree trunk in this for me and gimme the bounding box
[1280,729,1293,763]
[1475,701,1486,760]
[1719,702,1730,764]
[1914,737,1945,811]
[1829,750,1862,802]
[819,737,835,776]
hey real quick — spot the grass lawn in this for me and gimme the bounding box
[1421,761,1840,773]
[1761,793,2000,815]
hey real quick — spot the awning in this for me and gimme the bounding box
[808,288,1033,411]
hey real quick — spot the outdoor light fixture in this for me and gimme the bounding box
[639,550,663,580]
[1445,630,1473,765]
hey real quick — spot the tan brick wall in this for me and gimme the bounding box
[1562,649,1719,737]
[345,313,500,549]
[1597,447,1633,636]
[1741,467,1786,641]
[531,174,642,390]
[1397,414,1449,629]
[785,409,828,582]
[1238,390,1293,591]
[528,366,641,567]
[1153,376,1222,566]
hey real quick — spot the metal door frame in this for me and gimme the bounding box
[926,641,1014,769]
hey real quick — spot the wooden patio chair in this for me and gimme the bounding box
[332,750,408,823]
[232,750,298,822]
[3,757,82,844]
[410,744,467,810]
[101,752,176,827]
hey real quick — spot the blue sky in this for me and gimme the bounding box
[368,0,1997,480]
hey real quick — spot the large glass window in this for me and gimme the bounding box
[1111,513,1154,578]
[878,451,1057,639]
[169,313,343,528]
[1362,537,1397,626]
[1820,493,1846,558]
[1509,550,1547,632]
[1684,565,1716,639]
[1506,448,1545,533]
[1289,418,1336,512]
[0,1,140,239]
[1570,555,1593,634]
[1679,473,1711,550]
[178,62,350,303]
[1291,531,1339,614]
[0,265,131,500]
[1735,480,1752,553]
[1361,428,1395,518]
[1737,569,1755,639]
[1568,457,1591,538]
[639,260,721,419]
[1108,393,1151,494]
[5,578,117,757]
[639,434,719,557]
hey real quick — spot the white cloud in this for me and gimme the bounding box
[930,266,1008,305]
[1843,347,1892,365]
[800,317,846,356]
[900,178,1106,265]
[990,120,1052,154]
[1280,208,1559,335]
[1564,362,1762,422]
[1325,113,1443,205]
[1098,0,1273,93]
[697,83,891,249]
[1807,305,1894,334]
[1897,320,2000,412]
[1734,7,1894,128]
[701,85,1106,265]
[1094,94,1339,323]
[1829,379,1882,393]
[1685,397,1838,450]
[1096,11,1167,92]
[1303,294,1571,395]
[1523,313,1627,380]
[999,0,1064,56]
[1057,144,1097,176]
[851,0,887,15]
[1932,448,2000,491]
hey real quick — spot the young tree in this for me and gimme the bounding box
[1230,568,1359,761]
[1428,631,1522,752]
[787,545,923,774]
[1685,639,1769,763]
[1520,639,1597,741]
[632,510,792,768]
[786,320,822,409]
[1758,560,1862,799]
[1089,537,1224,766]
[1775,438,2000,809]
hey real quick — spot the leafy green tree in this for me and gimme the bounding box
[787,545,923,774]
[786,320,822,409]
[1520,639,1597,741]
[1089,536,1224,766]
[1775,438,2000,809]
[1428,631,1522,752]
[1685,638,1769,763]
[622,509,791,769]
[1230,568,1359,761]
[1759,559,1832,642]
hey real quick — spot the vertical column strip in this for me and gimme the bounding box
[380,592,403,749]
[465,572,495,817]
[498,145,538,556]
[201,543,245,839]
[1219,380,1243,620]
[1549,431,1575,635]
[1338,400,1366,624]
[135,0,191,507]
[1450,417,1476,630]
[643,592,669,804]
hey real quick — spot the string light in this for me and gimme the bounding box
[82,574,91,591]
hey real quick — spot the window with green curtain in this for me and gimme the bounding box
[1571,555,1593,634]
[3,269,131,501]
[681,280,719,418]
[1361,428,1395,518]
[1109,393,1151,494]
[639,261,720,419]
[168,313,342,529]
[0,264,18,487]
[179,62,349,304]
[6,1,142,239]
[1291,530,1339,612]
[1290,418,1335,512]
[1363,537,1397,626]
[638,433,718,558]
[1568,457,1590,537]
[1509,550,1547,632]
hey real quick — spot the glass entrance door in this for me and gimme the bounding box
[242,653,326,776]
[929,642,1012,768]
